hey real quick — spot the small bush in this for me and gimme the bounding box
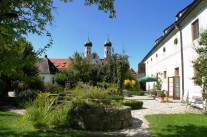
[107,87,119,95]
[71,98,104,109]
[73,86,109,100]
[122,100,143,110]
[44,82,63,93]
[124,90,145,96]
[109,95,124,100]
[24,93,71,129]
[130,91,145,96]
[152,91,157,96]
[17,90,39,108]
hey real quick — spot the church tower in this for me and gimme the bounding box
[104,38,112,58]
[84,38,92,58]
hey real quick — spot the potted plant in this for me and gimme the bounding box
[159,91,166,102]
[151,90,157,99]
[202,92,207,110]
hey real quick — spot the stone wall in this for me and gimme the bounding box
[70,106,132,131]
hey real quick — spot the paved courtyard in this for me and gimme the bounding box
[102,95,202,137]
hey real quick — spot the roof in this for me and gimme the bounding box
[140,0,202,63]
[130,68,136,75]
[84,39,92,47]
[104,39,112,47]
[100,59,108,64]
[50,59,71,69]
[38,58,58,74]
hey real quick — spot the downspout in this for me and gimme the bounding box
[175,23,184,101]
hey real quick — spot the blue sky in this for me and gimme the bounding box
[27,0,193,72]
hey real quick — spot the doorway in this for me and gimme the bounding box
[168,76,180,99]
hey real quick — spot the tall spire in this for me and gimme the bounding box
[104,34,112,58]
[84,34,92,58]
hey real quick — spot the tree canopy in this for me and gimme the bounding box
[193,30,207,91]
[0,38,44,95]
[0,0,116,52]
[0,0,116,95]
[55,51,130,92]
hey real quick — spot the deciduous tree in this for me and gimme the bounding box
[193,30,207,92]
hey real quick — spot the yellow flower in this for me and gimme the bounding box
[124,79,131,86]
[130,80,136,87]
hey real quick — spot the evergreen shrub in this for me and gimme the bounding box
[122,100,143,110]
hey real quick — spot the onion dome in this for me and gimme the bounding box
[84,38,92,47]
[104,38,112,47]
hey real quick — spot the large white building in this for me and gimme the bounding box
[139,0,207,100]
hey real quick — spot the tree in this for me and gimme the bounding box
[0,38,44,95]
[193,30,207,92]
[116,55,130,94]
[55,51,130,91]
[0,0,116,52]
[55,52,93,86]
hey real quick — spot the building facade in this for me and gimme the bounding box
[139,0,207,100]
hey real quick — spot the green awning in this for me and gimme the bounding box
[138,77,158,83]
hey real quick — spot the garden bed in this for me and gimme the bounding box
[70,106,132,131]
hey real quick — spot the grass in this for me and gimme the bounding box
[0,107,113,137]
[145,114,207,137]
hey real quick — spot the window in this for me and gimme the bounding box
[175,67,179,76]
[192,19,199,40]
[156,53,158,58]
[174,38,178,45]
[163,47,166,53]
[164,71,167,79]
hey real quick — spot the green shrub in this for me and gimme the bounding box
[73,86,109,100]
[125,90,145,96]
[71,98,104,109]
[122,100,143,110]
[97,82,118,89]
[44,82,63,93]
[152,91,157,96]
[107,87,119,95]
[17,90,39,108]
[134,91,145,96]
[24,93,71,129]
[109,95,124,100]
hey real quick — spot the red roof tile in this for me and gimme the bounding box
[130,68,136,75]
[50,59,71,69]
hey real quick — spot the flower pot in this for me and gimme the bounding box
[203,101,207,110]
[159,97,164,102]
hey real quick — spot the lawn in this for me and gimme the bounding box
[145,114,207,137]
[0,107,114,137]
